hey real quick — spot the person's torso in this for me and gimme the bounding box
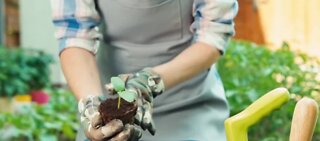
[96,0,194,77]
[86,1,229,140]
[95,0,228,112]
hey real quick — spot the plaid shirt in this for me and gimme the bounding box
[50,0,238,54]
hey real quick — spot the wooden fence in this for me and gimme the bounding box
[235,0,320,57]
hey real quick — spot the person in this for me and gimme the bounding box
[50,0,238,140]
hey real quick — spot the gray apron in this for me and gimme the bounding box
[77,0,229,140]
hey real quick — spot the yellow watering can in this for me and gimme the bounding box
[225,88,319,141]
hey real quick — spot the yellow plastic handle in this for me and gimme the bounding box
[225,88,290,141]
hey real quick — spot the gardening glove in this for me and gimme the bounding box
[106,68,165,135]
[78,95,142,141]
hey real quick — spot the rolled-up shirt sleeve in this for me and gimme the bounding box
[50,0,102,55]
[191,0,238,54]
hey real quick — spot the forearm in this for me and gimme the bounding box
[153,42,221,89]
[60,47,102,100]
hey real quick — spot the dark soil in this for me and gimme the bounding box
[98,98,137,125]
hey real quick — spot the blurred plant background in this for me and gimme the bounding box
[0,47,78,141]
[0,0,319,140]
[0,40,319,141]
[218,40,320,141]
[0,47,53,97]
[0,89,78,141]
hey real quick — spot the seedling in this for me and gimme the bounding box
[110,77,137,109]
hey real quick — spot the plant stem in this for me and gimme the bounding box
[117,96,121,109]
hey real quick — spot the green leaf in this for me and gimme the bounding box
[39,134,57,141]
[62,122,76,139]
[111,77,125,92]
[118,91,136,103]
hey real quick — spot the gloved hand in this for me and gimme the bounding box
[78,95,142,141]
[106,68,165,135]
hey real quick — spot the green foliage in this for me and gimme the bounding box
[0,89,78,141]
[218,40,320,140]
[111,77,137,103]
[0,47,53,97]
[118,91,136,103]
[111,77,125,92]
[26,51,53,90]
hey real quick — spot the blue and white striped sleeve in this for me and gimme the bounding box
[50,0,102,55]
[191,0,238,54]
